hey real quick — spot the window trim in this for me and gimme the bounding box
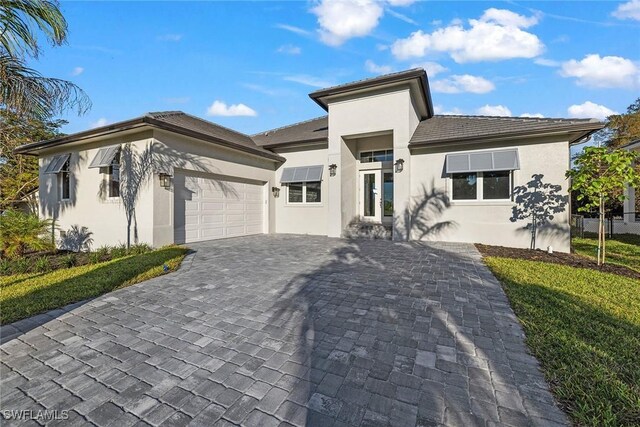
[108,151,121,199]
[359,149,394,164]
[450,171,513,202]
[58,158,70,201]
[286,181,323,205]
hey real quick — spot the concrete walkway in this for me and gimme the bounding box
[0,235,568,426]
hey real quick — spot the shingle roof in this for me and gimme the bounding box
[410,115,604,146]
[252,116,328,148]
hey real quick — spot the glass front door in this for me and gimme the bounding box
[359,169,393,223]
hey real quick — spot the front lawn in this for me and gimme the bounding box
[572,233,640,272]
[484,257,640,426]
[0,246,188,325]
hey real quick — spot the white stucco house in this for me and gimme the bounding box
[16,69,604,252]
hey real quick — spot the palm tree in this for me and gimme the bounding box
[0,0,91,118]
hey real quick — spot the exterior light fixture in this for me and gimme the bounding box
[272,186,280,198]
[158,173,171,188]
[329,164,337,177]
[394,158,404,173]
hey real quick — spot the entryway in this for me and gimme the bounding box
[359,168,393,224]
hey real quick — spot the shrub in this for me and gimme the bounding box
[58,225,94,252]
[96,245,111,258]
[12,257,31,274]
[62,253,77,268]
[111,244,128,259]
[0,259,11,275]
[34,256,51,272]
[129,243,152,255]
[88,251,102,264]
[0,209,53,259]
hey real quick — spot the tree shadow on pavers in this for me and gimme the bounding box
[264,237,565,426]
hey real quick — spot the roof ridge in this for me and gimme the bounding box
[310,68,425,95]
[159,111,256,139]
[146,111,184,119]
[252,115,328,136]
[433,114,596,122]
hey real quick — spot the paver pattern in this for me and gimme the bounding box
[0,235,568,426]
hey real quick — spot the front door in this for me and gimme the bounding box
[359,169,393,223]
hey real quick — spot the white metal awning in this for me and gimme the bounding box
[280,165,324,183]
[445,149,520,174]
[88,145,120,169]
[43,154,70,174]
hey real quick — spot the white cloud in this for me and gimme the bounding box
[476,104,512,116]
[386,0,415,5]
[90,118,108,128]
[71,67,84,76]
[431,75,495,94]
[284,75,334,88]
[534,58,560,67]
[365,60,393,74]
[277,44,302,55]
[157,34,183,42]
[612,0,640,21]
[206,101,257,117]
[560,54,640,88]
[568,101,617,120]
[275,24,312,36]
[386,8,417,25]
[312,0,384,46]
[434,105,464,115]
[520,113,544,118]
[410,61,448,77]
[391,9,544,63]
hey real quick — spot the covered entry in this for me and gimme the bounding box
[174,173,265,244]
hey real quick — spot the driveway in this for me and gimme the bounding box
[1,235,568,426]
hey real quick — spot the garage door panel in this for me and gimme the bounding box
[175,174,265,244]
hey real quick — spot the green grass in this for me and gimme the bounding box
[0,246,188,325]
[573,234,640,272]
[485,257,640,426]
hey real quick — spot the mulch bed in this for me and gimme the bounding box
[476,244,640,281]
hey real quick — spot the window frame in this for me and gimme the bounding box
[450,171,513,202]
[108,151,121,198]
[286,181,322,205]
[359,149,394,163]
[59,158,71,201]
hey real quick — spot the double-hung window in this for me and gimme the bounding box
[44,154,71,201]
[60,158,70,200]
[281,165,324,205]
[446,149,519,201]
[88,145,121,199]
[109,151,121,198]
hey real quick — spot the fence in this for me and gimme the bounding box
[573,213,640,238]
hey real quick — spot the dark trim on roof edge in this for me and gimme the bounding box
[262,137,328,149]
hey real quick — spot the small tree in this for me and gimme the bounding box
[567,146,640,265]
[0,208,53,258]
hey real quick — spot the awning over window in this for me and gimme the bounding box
[43,154,70,174]
[445,149,520,174]
[280,165,324,183]
[88,145,120,169]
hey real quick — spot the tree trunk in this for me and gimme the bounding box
[598,195,604,266]
[126,216,131,249]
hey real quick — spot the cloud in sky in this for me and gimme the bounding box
[365,60,393,74]
[431,74,495,94]
[157,33,183,42]
[520,113,545,118]
[277,44,302,55]
[275,23,312,36]
[284,74,334,88]
[71,67,84,76]
[612,0,640,21]
[90,118,108,128]
[410,61,448,77]
[312,0,384,46]
[534,58,560,67]
[568,101,617,120]
[434,105,464,115]
[560,54,639,88]
[206,101,257,117]
[391,8,544,63]
[476,104,512,116]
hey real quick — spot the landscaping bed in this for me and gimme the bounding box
[476,243,640,280]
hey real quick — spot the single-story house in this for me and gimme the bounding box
[15,69,604,252]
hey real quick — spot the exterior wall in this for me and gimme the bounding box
[272,145,329,235]
[410,137,572,252]
[151,130,277,247]
[326,87,420,237]
[38,131,155,248]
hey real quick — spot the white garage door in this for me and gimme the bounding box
[174,174,265,244]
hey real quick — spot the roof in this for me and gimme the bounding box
[620,139,640,150]
[252,116,328,148]
[409,115,604,147]
[309,68,434,117]
[15,111,284,162]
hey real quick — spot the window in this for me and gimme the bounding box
[483,171,510,200]
[288,182,321,204]
[59,158,70,200]
[109,151,120,198]
[360,150,393,163]
[451,171,512,201]
[452,173,477,200]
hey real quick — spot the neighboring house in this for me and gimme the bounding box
[623,139,640,224]
[15,69,603,252]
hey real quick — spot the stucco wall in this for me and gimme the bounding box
[410,137,572,252]
[38,131,155,248]
[272,145,329,235]
[151,130,278,247]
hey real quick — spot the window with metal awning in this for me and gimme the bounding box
[43,154,70,174]
[88,145,120,169]
[280,165,324,183]
[445,148,520,174]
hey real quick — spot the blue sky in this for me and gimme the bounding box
[30,1,640,136]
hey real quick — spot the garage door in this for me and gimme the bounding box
[174,174,265,244]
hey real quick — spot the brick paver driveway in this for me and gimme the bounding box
[1,235,568,426]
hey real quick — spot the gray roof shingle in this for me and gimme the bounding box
[252,116,328,148]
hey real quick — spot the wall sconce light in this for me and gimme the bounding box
[394,158,405,173]
[158,173,171,188]
[329,164,337,177]
[272,186,280,198]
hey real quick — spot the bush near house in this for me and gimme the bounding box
[0,209,53,259]
[0,246,188,324]
[480,246,640,426]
